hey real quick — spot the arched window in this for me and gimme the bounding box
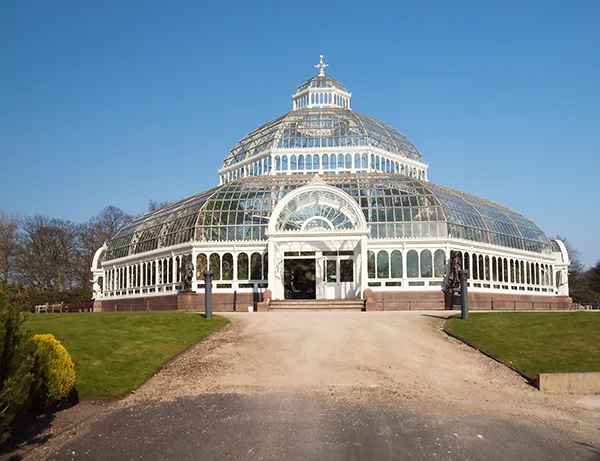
[484,256,489,281]
[510,259,515,283]
[377,250,389,278]
[282,155,288,170]
[420,250,433,278]
[520,261,524,284]
[168,257,173,283]
[354,153,361,169]
[151,261,156,285]
[367,251,375,278]
[434,250,446,278]
[407,250,419,278]
[313,154,319,170]
[362,153,368,169]
[291,155,297,170]
[322,154,329,169]
[472,253,478,279]
[222,253,233,280]
[391,250,403,278]
[196,254,207,280]
[536,263,540,285]
[237,253,249,280]
[209,253,221,280]
[386,159,391,173]
[526,262,531,284]
[492,257,497,281]
[478,255,484,281]
[330,154,337,169]
[275,155,281,171]
[503,258,508,283]
[375,155,380,171]
[345,154,352,168]
[175,257,181,282]
[306,154,312,170]
[250,252,262,280]
[463,252,470,275]
[338,154,344,169]
[541,265,546,286]
[263,252,269,279]
[370,154,375,169]
[298,155,304,170]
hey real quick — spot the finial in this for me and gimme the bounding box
[314,55,328,76]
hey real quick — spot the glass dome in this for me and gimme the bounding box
[103,173,552,262]
[297,75,348,92]
[221,108,424,169]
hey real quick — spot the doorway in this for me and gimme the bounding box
[284,259,316,299]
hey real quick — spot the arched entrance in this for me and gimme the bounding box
[266,176,370,300]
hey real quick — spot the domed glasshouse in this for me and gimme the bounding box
[92,57,571,312]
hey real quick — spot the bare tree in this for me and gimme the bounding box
[0,211,19,282]
[74,206,133,289]
[148,200,171,212]
[15,215,79,291]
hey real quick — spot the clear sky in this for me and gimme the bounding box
[1,1,599,266]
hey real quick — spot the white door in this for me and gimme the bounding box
[324,257,356,299]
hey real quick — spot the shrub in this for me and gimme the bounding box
[0,282,35,446]
[31,334,75,409]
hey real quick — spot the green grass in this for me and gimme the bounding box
[24,312,229,399]
[446,312,600,376]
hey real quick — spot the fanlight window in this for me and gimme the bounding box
[275,190,362,232]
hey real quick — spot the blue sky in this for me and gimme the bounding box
[1,0,599,266]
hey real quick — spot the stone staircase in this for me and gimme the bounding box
[269,299,365,311]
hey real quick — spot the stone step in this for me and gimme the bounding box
[269,299,364,311]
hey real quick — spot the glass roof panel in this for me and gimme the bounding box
[221,109,425,169]
[103,174,551,262]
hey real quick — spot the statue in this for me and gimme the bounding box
[445,251,462,292]
[180,255,194,291]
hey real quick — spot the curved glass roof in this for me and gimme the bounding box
[297,75,348,92]
[222,109,424,169]
[103,174,551,262]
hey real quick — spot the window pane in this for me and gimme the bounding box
[420,250,432,278]
[367,251,375,278]
[237,253,249,280]
[434,249,446,277]
[222,253,233,280]
[407,250,419,278]
[391,250,403,278]
[377,251,389,278]
[209,253,221,280]
[250,252,262,280]
[340,259,353,282]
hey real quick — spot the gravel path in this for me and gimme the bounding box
[125,311,598,434]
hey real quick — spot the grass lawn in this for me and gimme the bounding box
[445,312,600,377]
[24,312,229,399]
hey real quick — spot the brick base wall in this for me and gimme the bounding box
[366,290,572,311]
[96,291,263,313]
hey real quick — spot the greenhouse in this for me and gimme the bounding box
[92,57,571,311]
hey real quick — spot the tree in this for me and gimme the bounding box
[15,215,79,291]
[0,211,19,282]
[0,282,35,445]
[75,206,132,290]
[148,200,171,212]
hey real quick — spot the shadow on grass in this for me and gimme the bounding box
[0,388,79,460]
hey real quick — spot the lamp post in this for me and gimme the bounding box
[459,269,469,320]
[203,270,214,320]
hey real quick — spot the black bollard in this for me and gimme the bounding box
[203,270,214,320]
[459,269,469,320]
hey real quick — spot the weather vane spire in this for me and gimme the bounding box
[314,55,328,76]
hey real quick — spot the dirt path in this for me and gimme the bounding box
[126,311,599,435]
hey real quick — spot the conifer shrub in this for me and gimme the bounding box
[31,334,75,410]
[0,283,35,446]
